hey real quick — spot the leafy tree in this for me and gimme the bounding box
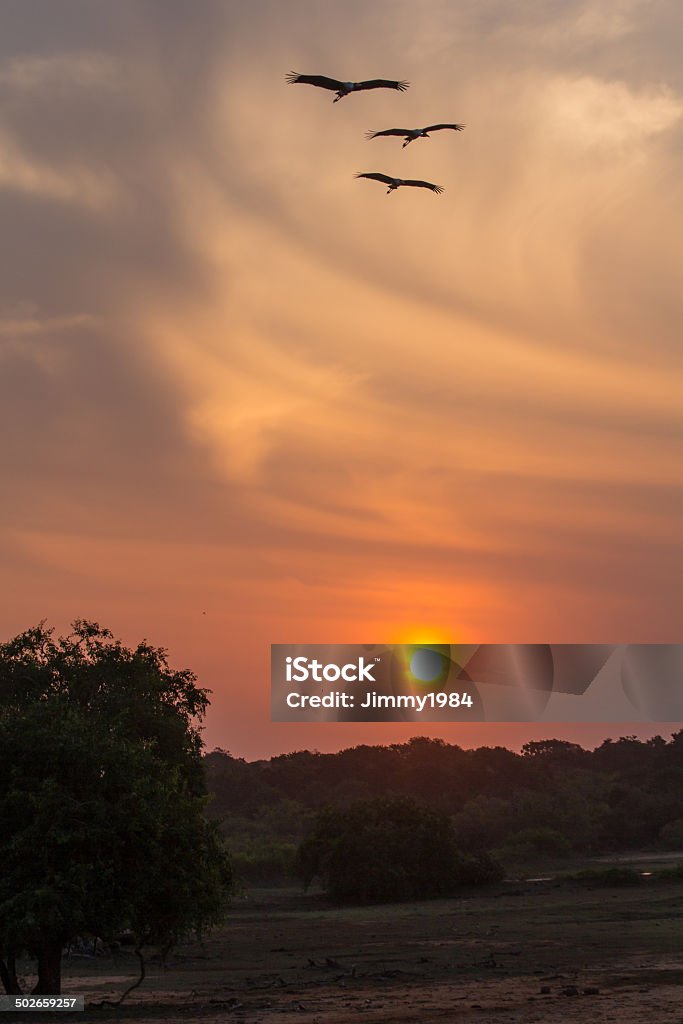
[452,794,518,852]
[0,621,232,998]
[297,796,502,903]
[521,739,587,765]
[206,731,683,877]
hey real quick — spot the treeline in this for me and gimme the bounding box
[205,734,683,881]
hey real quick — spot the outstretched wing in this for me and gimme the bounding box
[365,128,413,140]
[354,172,395,185]
[355,79,410,92]
[404,179,444,193]
[423,123,466,132]
[286,72,343,91]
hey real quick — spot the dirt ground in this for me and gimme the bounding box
[16,876,683,1023]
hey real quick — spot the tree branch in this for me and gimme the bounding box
[92,947,145,1007]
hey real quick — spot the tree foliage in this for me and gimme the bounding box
[297,796,502,903]
[206,732,683,881]
[0,621,232,997]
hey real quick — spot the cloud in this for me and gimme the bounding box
[0,0,681,753]
[0,51,119,91]
[538,75,682,148]
[0,312,97,337]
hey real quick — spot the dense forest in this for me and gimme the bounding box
[204,734,683,882]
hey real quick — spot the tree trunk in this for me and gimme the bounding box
[32,942,62,995]
[0,953,22,996]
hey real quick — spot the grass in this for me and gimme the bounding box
[11,869,675,1023]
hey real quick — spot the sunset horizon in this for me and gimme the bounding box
[2,0,682,759]
[3,7,683,1020]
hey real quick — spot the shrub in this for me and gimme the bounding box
[297,796,503,904]
[496,827,571,861]
[231,843,297,884]
[456,852,505,885]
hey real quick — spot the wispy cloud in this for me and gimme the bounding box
[0,312,97,337]
[1,0,681,754]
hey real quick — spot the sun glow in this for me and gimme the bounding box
[391,625,457,646]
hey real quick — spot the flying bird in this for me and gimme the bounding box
[366,123,465,147]
[286,72,409,103]
[355,172,444,195]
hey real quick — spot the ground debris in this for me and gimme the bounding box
[208,997,243,1010]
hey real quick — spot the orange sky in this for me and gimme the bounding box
[1,1,682,756]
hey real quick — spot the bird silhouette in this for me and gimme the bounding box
[355,172,444,195]
[366,123,465,147]
[286,72,409,103]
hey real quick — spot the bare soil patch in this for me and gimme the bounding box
[16,878,683,1023]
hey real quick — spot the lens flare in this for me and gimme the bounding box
[409,647,448,683]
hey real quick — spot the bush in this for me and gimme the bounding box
[231,843,297,884]
[496,827,571,861]
[297,796,503,904]
[456,852,505,885]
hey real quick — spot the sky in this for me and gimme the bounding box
[1,0,682,758]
